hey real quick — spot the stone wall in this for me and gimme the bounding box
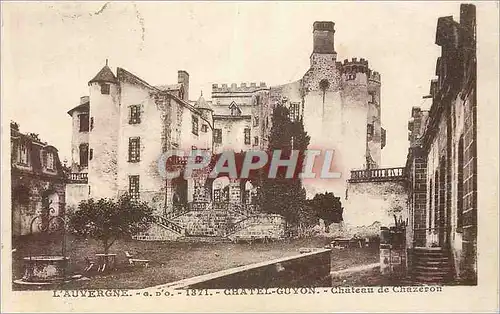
[344,180,408,228]
[162,249,331,289]
[133,222,183,241]
[65,183,89,210]
[12,172,66,236]
[227,214,286,241]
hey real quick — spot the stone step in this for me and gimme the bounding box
[414,270,451,277]
[415,265,452,271]
[414,251,447,257]
[176,236,231,243]
[414,275,451,283]
[414,256,449,262]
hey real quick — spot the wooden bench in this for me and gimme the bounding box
[125,251,150,268]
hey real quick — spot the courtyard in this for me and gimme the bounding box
[12,234,379,290]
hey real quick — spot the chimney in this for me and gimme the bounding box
[313,21,336,54]
[178,70,189,101]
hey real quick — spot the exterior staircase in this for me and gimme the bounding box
[410,247,454,284]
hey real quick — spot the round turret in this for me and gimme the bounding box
[195,92,212,111]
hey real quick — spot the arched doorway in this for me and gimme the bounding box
[212,176,230,204]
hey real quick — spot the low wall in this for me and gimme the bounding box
[228,214,286,241]
[344,180,408,227]
[152,249,331,289]
[133,222,182,241]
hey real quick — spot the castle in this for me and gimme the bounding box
[66,21,388,239]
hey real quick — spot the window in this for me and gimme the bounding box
[367,124,374,137]
[90,117,94,131]
[381,128,387,149]
[457,136,464,232]
[254,136,259,146]
[129,105,141,124]
[244,128,251,145]
[79,114,89,132]
[129,175,140,200]
[369,93,375,103]
[101,83,110,95]
[128,137,140,162]
[79,143,89,167]
[346,73,356,81]
[201,124,208,133]
[289,102,300,122]
[213,129,222,144]
[18,142,30,165]
[89,149,93,161]
[253,116,259,127]
[192,116,199,135]
[46,151,55,170]
[229,102,241,116]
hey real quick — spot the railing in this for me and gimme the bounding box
[152,215,184,235]
[226,215,260,236]
[68,172,88,183]
[348,167,406,183]
[230,203,259,217]
[165,204,190,220]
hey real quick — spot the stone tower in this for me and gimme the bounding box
[87,63,121,199]
[270,21,384,197]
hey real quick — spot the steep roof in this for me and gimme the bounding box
[89,65,118,84]
[155,83,182,91]
[195,93,213,111]
[67,101,89,116]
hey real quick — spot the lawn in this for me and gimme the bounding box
[12,234,379,290]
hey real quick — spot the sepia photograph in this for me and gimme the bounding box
[1,1,498,313]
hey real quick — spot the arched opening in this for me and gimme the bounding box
[212,176,230,204]
[242,180,256,204]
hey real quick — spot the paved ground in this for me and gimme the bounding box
[12,234,379,290]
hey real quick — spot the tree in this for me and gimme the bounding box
[69,194,154,254]
[259,102,310,228]
[309,192,343,232]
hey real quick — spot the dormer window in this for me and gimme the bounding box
[18,142,30,166]
[229,102,241,116]
[201,124,208,133]
[101,83,110,95]
[42,150,55,171]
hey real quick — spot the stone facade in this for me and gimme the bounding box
[66,20,390,239]
[268,21,385,200]
[10,123,66,236]
[345,178,408,228]
[405,4,477,283]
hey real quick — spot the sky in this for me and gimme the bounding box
[2,1,468,166]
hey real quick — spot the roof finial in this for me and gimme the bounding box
[105,59,108,66]
[200,90,203,97]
